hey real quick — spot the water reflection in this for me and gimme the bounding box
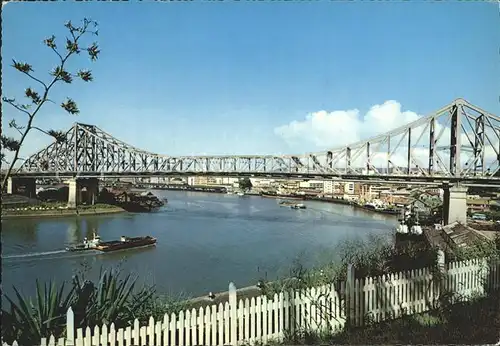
[2,219,39,244]
[66,219,79,244]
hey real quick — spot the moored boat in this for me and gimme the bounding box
[291,203,306,209]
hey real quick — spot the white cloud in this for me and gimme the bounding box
[275,100,500,172]
[274,100,421,150]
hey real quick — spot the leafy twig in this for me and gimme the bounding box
[1,17,100,191]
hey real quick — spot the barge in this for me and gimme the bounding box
[67,233,157,253]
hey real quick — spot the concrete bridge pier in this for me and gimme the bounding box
[65,178,99,208]
[6,177,37,199]
[442,183,468,225]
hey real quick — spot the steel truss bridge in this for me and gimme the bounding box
[13,99,500,186]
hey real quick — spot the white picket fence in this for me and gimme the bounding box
[3,255,500,346]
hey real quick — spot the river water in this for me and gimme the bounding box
[2,191,397,300]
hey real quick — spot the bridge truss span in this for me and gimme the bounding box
[16,98,500,181]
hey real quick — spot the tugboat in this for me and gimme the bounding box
[66,233,157,253]
[66,233,102,252]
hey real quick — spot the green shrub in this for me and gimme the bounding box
[2,281,74,345]
[1,264,186,345]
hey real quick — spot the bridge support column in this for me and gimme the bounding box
[442,183,468,225]
[66,179,78,209]
[65,178,99,208]
[6,177,37,199]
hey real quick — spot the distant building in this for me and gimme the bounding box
[251,178,274,188]
[282,180,300,190]
[298,180,324,190]
[467,198,493,213]
[169,177,186,185]
[323,180,342,195]
[343,182,362,200]
[187,176,238,187]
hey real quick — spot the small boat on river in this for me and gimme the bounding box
[66,233,157,253]
[290,203,306,209]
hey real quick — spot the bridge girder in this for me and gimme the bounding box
[14,99,500,181]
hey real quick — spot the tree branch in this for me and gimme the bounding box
[2,98,32,117]
[32,126,51,136]
[1,18,99,191]
[50,46,64,63]
[20,70,48,90]
[12,126,23,136]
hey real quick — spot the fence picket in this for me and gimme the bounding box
[76,328,83,346]
[124,326,131,346]
[203,305,210,345]
[147,316,155,346]
[84,327,92,346]
[250,297,257,342]
[117,327,124,346]
[93,325,100,345]
[155,320,162,346]
[139,326,147,346]
[199,307,206,345]
[100,323,108,346]
[179,310,185,346]
[170,312,177,346]
[210,305,217,345]
[278,292,285,340]
[255,296,262,343]
[217,303,224,345]
[262,296,268,344]
[190,308,197,346]
[109,323,116,346]
[162,312,170,346]
[282,292,289,338]
[244,298,250,342]
[132,319,140,346]
[223,302,230,345]
[237,299,244,342]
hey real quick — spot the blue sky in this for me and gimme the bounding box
[2,1,499,161]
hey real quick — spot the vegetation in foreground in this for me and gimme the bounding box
[258,232,500,298]
[253,291,499,345]
[2,233,499,345]
[1,262,189,346]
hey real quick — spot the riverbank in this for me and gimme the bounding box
[131,185,400,217]
[1,204,125,219]
[130,184,227,194]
